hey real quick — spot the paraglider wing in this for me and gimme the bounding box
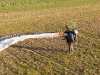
[0,32,64,51]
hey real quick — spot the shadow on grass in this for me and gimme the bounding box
[11,45,67,53]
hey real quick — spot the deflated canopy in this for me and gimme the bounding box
[0,32,63,51]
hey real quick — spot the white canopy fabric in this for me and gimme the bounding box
[0,33,62,51]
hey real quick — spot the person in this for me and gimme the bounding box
[64,26,78,52]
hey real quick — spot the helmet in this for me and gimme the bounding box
[74,30,78,34]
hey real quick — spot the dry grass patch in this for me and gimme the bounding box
[0,2,100,75]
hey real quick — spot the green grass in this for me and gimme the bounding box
[0,0,100,13]
[0,0,100,75]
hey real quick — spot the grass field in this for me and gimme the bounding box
[0,0,100,13]
[0,0,100,75]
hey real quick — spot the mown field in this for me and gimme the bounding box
[0,0,100,75]
[0,0,100,13]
